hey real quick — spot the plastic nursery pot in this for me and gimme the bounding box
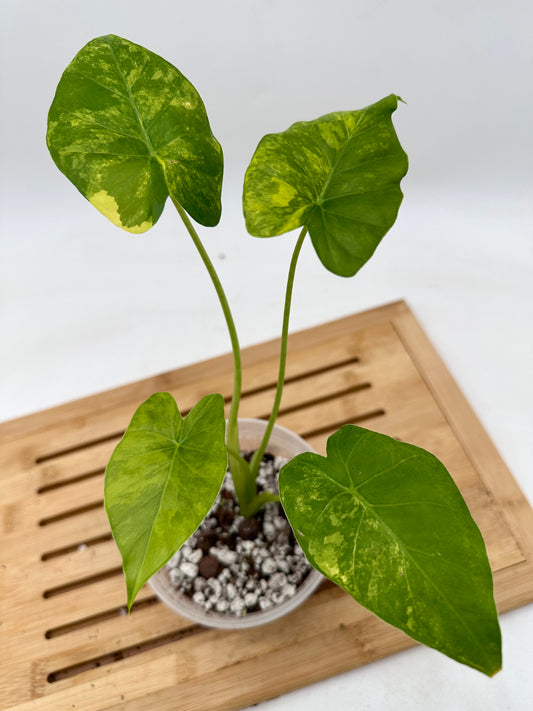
[149,418,323,629]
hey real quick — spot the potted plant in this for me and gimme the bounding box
[47,34,501,676]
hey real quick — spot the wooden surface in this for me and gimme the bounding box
[2,300,532,711]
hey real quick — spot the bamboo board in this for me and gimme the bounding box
[2,301,532,711]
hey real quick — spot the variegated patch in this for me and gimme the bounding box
[47,34,223,231]
[279,425,501,676]
[243,95,408,276]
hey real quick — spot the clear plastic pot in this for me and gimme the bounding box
[149,418,323,629]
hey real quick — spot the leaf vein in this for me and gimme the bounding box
[325,152,403,181]
[69,69,129,101]
[344,431,372,484]
[133,446,179,592]
[351,509,365,591]
[368,500,460,513]
[104,37,155,154]
[60,150,151,159]
[69,114,145,143]
[117,445,176,462]
[322,208,385,229]
[353,455,420,491]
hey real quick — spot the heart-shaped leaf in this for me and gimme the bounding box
[243,95,408,276]
[105,392,227,608]
[279,425,501,675]
[47,34,223,232]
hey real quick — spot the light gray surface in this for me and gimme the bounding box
[1,1,532,708]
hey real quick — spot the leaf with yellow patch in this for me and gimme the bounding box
[279,425,502,676]
[105,392,227,609]
[243,95,408,276]
[47,35,223,231]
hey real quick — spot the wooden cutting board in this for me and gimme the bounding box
[2,301,532,711]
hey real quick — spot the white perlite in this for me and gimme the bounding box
[164,453,313,617]
[179,561,199,579]
[212,548,238,566]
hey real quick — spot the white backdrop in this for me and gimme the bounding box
[1,1,532,709]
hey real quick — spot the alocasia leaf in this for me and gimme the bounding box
[243,95,408,276]
[279,425,501,675]
[105,392,227,609]
[47,34,223,231]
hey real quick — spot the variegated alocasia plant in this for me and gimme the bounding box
[47,34,501,676]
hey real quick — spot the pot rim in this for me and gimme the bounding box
[149,418,323,629]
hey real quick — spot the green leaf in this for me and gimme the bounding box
[279,425,501,675]
[47,34,223,231]
[104,392,227,609]
[243,95,408,276]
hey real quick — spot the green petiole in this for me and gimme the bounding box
[249,227,308,479]
[172,199,255,513]
[175,197,306,517]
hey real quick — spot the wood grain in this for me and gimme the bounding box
[2,301,532,711]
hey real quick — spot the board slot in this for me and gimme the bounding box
[241,355,360,398]
[43,566,123,599]
[44,596,159,639]
[33,357,362,466]
[39,500,103,526]
[256,382,371,420]
[35,432,124,465]
[301,408,386,439]
[41,532,113,561]
[46,625,202,683]
[37,467,105,494]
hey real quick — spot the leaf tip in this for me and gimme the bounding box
[475,651,502,678]
[126,579,140,614]
[488,663,502,678]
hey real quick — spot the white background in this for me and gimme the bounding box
[1,1,532,708]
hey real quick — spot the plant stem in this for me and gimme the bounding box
[172,199,254,507]
[249,226,308,479]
